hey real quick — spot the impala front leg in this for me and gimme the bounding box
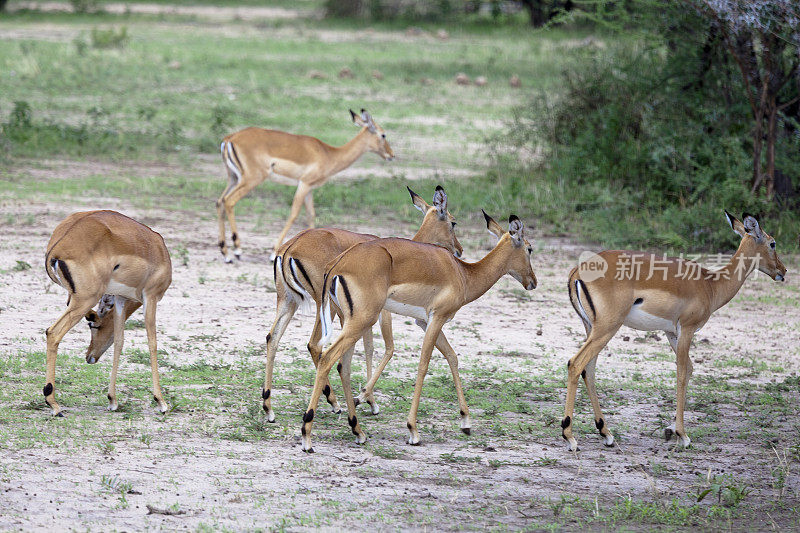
[303,190,316,229]
[144,296,168,414]
[106,297,126,411]
[406,316,446,445]
[273,182,313,260]
[665,328,695,447]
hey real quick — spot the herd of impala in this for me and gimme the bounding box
[41,109,787,453]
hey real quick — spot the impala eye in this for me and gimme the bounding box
[381,134,386,139]
[770,241,776,249]
[451,221,456,228]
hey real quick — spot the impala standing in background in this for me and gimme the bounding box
[263,186,463,422]
[562,212,786,451]
[43,210,172,416]
[300,212,537,453]
[217,109,394,262]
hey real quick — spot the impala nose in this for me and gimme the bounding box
[87,356,97,364]
[776,274,785,282]
[527,280,536,290]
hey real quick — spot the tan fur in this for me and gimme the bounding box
[216,109,394,261]
[43,210,172,416]
[262,186,462,422]
[300,212,536,452]
[561,212,787,450]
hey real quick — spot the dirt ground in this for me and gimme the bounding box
[1,169,799,529]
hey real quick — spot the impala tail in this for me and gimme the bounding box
[320,274,344,345]
[275,253,315,316]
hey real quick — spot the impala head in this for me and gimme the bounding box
[84,295,116,364]
[725,210,786,282]
[350,108,394,161]
[483,210,537,290]
[408,185,463,258]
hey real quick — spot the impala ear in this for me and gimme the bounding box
[408,186,429,214]
[742,212,765,242]
[483,210,505,240]
[361,108,377,133]
[509,215,524,247]
[350,109,365,127]
[725,210,746,238]
[432,185,448,220]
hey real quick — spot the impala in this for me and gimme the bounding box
[300,212,537,452]
[217,109,394,262]
[263,185,463,422]
[562,212,786,451]
[43,210,172,416]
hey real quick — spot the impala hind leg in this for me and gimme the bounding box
[221,179,261,262]
[143,295,168,413]
[308,313,341,414]
[273,182,313,260]
[581,355,614,446]
[106,296,127,411]
[263,296,299,422]
[664,330,694,447]
[562,324,620,451]
[216,169,237,261]
[406,315,448,446]
[337,344,367,444]
[301,331,361,453]
[45,294,100,416]
[357,310,393,415]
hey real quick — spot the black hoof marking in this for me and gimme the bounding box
[302,409,315,423]
[231,232,238,243]
[262,388,271,400]
[348,415,358,428]
[407,422,413,430]
[266,333,271,344]
[322,384,331,398]
[581,369,586,379]
[218,241,225,249]
[460,409,465,416]
[336,362,342,373]
[301,425,306,436]
[461,428,471,436]
[107,394,113,402]
[43,383,53,397]
[353,397,361,406]
[561,416,571,429]
[595,418,604,431]
[664,428,674,442]
[303,447,315,454]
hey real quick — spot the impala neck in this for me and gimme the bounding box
[461,235,513,304]
[708,236,758,312]
[328,128,371,175]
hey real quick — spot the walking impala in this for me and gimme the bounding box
[562,212,786,451]
[217,109,394,262]
[300,212,537,453]
[43,210,172,416]
[263,185,463,422]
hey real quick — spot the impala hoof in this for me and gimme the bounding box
[107,403,118,412]
[303,447,315,454]
[353,397,360,407]
[565,437,579,452]
[266,410,276,423]
[54,410,65,418]
[602,433,615,447]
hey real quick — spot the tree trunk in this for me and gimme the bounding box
[520,0,546,27]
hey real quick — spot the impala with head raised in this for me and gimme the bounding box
[299,211,537,452]
[263,185,462,422]
[217,109,394,262]
[562,211,786,451]
[44,210,172,416]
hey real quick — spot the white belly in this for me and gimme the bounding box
[106,280,139,300]
[623,307,676,333]
[383,298,428,321]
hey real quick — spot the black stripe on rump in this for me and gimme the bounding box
[577,280,596,317]
[337,276,353,315]
[58,260,76,293]
[294,259,314,292]
[289,260,305,300]
[229,143,244,174]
